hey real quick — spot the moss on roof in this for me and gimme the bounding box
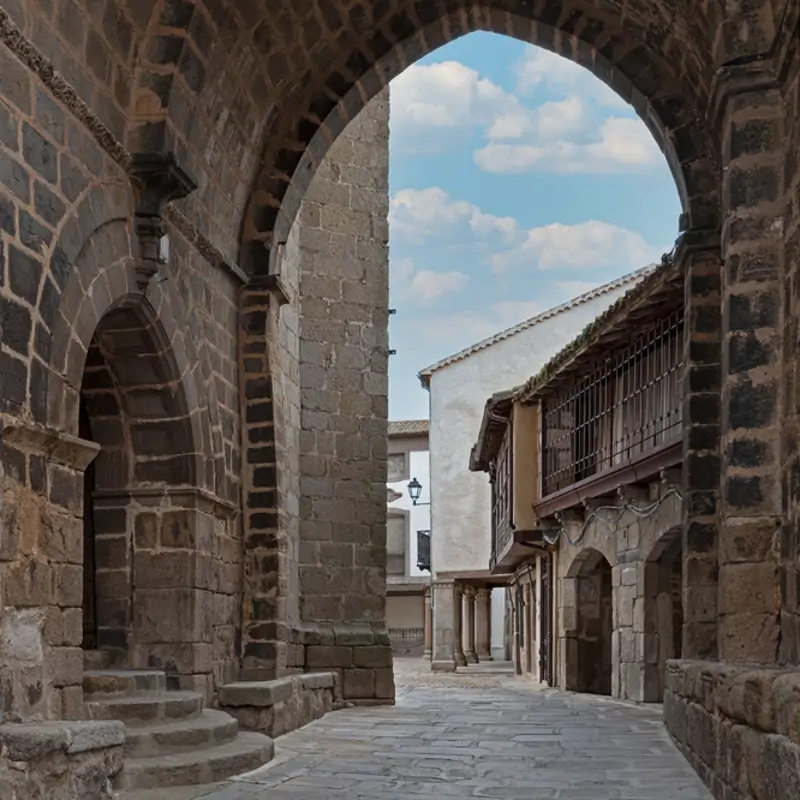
[515,251,680,403]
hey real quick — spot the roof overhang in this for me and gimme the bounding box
[469,389,515,473]
[514,255,684,405]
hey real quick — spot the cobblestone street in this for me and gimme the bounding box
[198,659,711,800]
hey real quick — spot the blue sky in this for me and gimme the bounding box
[386,32,681,421]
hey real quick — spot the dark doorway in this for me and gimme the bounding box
[80,397,98,650]
[574,551,613,695]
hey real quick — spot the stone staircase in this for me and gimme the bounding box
[82,666,274,791]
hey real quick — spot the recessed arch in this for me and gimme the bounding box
[642,525,683,702]
[564,547,613,695]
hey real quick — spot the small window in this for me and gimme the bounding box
[387,453,406,483]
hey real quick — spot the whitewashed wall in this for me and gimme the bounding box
[427,283,643,657]
[388,447,431,577]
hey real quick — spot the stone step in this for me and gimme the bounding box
[85,691,203,726]
[83,649,115,670]
[124,709,238,758]
[115,731,274,790]
[84,670,167,698]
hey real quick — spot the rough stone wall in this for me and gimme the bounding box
[0,13,244,724]
[556,481,682,703]
[292,88,394,702]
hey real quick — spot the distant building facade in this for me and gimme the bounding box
[419,269,653,671]
[470,258,684,697]
[386,420,431,657]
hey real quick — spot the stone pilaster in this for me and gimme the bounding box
[431,579,456,672]
[716,72,784,664]
[463,586,478,663]
[679,229,723,663]
[453,585,467,668]
[475,589,492,660]
[423,588,432,658]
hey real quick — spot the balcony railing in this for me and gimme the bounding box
[490,432,512,564]
[541,310,683,498]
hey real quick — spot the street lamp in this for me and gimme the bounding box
[407,477,430,506]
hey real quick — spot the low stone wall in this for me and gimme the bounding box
[218,672,343,739]
[664,659,800,799]
[0,719,125,799]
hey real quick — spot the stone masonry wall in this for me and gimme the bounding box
[556,480,682,703]
[292,88,394,703]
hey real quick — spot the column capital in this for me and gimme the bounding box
[463,585,476,599]
[707,57,782,131]
[476,588,490,600]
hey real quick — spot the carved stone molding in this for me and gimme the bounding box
[0,415,100,472]
[130,152,197,291]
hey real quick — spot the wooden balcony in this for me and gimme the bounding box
[536,309,683,517]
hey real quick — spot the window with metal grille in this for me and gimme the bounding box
[541,310,683,497]
[491,430,513,558]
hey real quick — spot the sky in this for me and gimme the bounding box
[386,32,682,421]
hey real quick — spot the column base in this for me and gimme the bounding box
[465,650,478,664]
[476,650,492,661]
[422,649,431,659]
[455,651,468,667]
[431,659,456,672]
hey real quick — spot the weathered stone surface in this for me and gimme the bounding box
[219,672,341,739]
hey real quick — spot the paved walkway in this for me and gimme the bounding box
[199,659,711,800]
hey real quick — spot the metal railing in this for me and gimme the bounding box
[490,433,512,560]
[542,310,683,497]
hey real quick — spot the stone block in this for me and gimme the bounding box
[353,645,392,669]
[343,668,375,700]
[306,645,353,669]
[219,678,294,707]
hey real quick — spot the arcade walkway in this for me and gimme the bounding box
[197,659,711,800]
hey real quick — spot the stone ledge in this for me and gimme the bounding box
[218,672,342,739]
[0,720,125,800]
[292,622,391,647]
[666,659,800,739]
[0,720,126,759]
[664,659,800,799]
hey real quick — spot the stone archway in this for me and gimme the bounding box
[565,548,613,696]
[642,526,683,702]
[77,301,202,676]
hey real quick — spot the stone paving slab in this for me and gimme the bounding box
[196,661,711,800]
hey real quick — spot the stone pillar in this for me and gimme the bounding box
[431,579,456,671]
[715,76,784,664]
[679,228,724,663]
[453,585,467,667]
[423,587,432,658]
[463,587,478,663]
[289,88,394,703]
[475,588,492,660]
[524,582,533,674]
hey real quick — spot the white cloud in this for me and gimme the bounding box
[474,117,660,174]
[390,257,469,305]
[514,46,629,110]
[390,189,664,278]
[390,61,512,131]
[389,187,520,246]
[491,220,663,274]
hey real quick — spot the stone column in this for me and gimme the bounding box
[475,588,492,660]
[431,579,456,671]
[423,587,432,659]
[454,584,467,667]
[463,587,478,663]
[524,582,534,674]
[715,75,784,665]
